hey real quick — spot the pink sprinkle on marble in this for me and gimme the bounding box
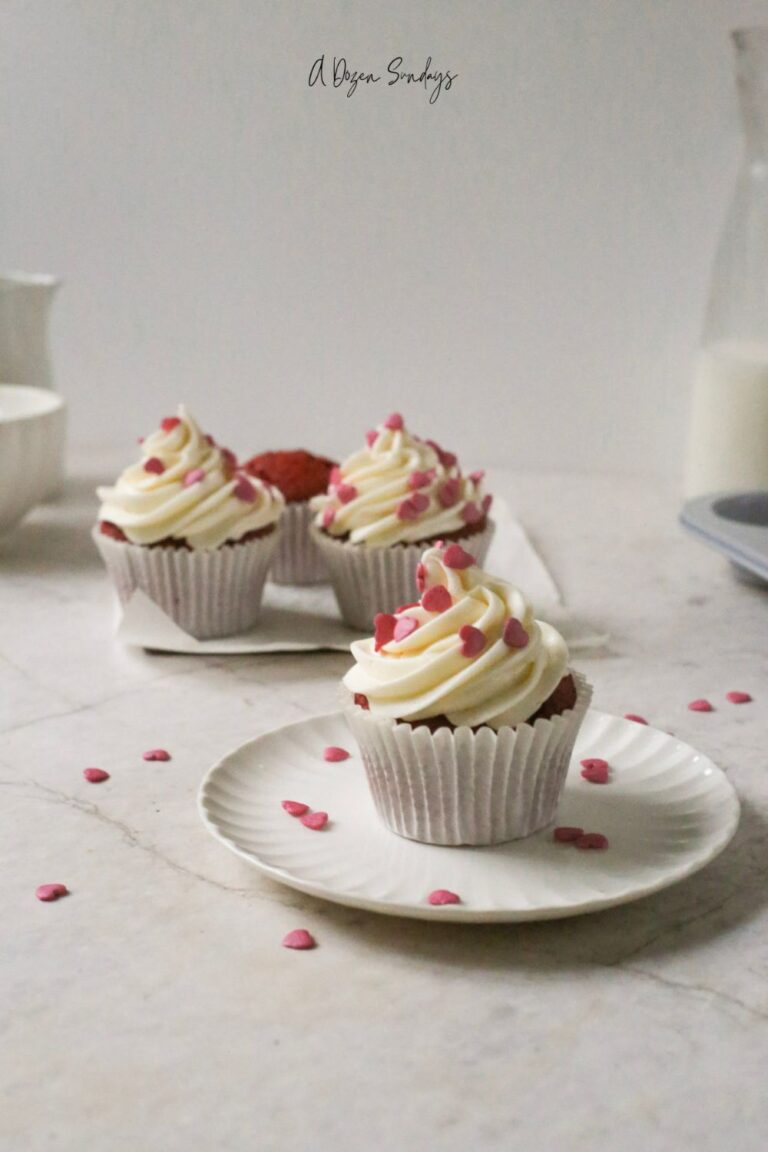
[393,615,419,642]
[36,883,68,902]
[503,618,529,648]
[83,768,110,783]
[282,928,316,950]
[428,889,461,906]
[374,612,397,651]
[422,584,452,613]
[233,476,256,503]
[282,800,309,816]
[553,826,584,843]
[459,624,486,657]
[443,544,476,570]
[576,832,609,850]
[416,562,427,592]
[143,748,171,762]
[301,811,328,830]
[624,714,647,725]
[438,478,460,508]
[322,506,335,528]
[409,469,435,490]
[580,758,609,784]
[384,412,404,431]
[365,429,378,448]
[323,746,350,762]
[727,691,752,704]
[688,699,714,713]
[183,467,205,487]
[329,465,342,486]
[161,416,181,432]
[470,470,485,484]
[396,498,420,521]
[144,457,165,475]
[337,483,358,504]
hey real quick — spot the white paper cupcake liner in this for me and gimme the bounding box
[310,519,495,631]
[344,670,592,846]
[92,526,280,640]
[269,502,327,585]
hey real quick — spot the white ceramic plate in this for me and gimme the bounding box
[198,711,739,922]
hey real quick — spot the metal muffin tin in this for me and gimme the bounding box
[680,490,768,584]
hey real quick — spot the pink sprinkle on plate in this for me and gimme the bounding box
[726,691,752,704]
[323,746,350,762]
[83,768,110,783]
[301,811,328,831]
[576,832,609,850]
[36,883,68,902]
[580,757,609,784]
[624,713,648,725]
[282,928,316,950]
[428,889,461,906]
[143,748,171,762]
[282,800,309,817]
[688,699,714,713]
[422,584,452,613]
[459,624,485,657]
[553,826,584,843]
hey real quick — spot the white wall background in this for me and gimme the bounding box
[2,0,768,476]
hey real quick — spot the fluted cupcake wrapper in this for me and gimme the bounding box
[269,502,327,585]
[92,526,280,640]
[309,519,495,631]
[344,671,592,846]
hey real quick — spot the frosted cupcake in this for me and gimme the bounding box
[244,449,336,584]
[310,412,494,629]
[94,407,284,638]
[343,543,591,845]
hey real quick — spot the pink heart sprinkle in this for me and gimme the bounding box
[282,928,316,950]
[482,493,493,514]
[365,429,378,448]
[443,544,476,569]
[576,832,609,850]
[553,826,584,843]
[160,416,181,432]
[322,506,335,528]
[438,478,460,508]
[409,469,435,490]
[144,457,165,475]
[426,439,457,468]
[410,492,430,513]
[503,617,529,648]
[580,758,609,784]
[83,768,110,783]
[36,883,68,902]
[428,889,461,906]
[143,748,171,762]
[374,612,397,651]
[688,698,714,713]
[282,800,309,816]
[329,465,342,486]
[422,584,452,613]
[323,746,350,762]
[396,498,420,521]
[470,469,485,484]
[183,467,205,487]
[301,811,328,830]
[624,713,647,725]
[416,562,427,592]
[461,501,483,524]
[393,615,419,641]
[459,624,486,657]
[233,476,256,503]
[726,690,752,704]
[337,483,358,504]
[384,412,404,431]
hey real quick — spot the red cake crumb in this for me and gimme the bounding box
[244,449,337,503]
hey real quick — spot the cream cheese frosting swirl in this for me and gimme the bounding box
[97,406,284,550]
[343,543,569,729]
[311,413,491,547]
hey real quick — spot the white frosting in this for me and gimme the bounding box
[97,406,284,550]
[311,416,490,547]
[343,544,569,729]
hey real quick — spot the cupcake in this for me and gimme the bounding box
[310,413,494,629]
[244,449,336,584]
[94,406,284,639]
[343,542,591,845]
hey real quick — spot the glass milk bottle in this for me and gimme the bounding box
[686,28,768,496]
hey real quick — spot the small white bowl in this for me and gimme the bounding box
[0,385,66,536]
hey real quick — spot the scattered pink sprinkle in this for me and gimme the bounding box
[416,562,427,592]
[503,617,529,648]
[282,800,309,816]
[143,748,171,762]
[726,691,752,704]
[482,493,493,514]
[282,928,316,950]
[438,478,460,508]
[576,832,609,850]
[329,465,342,486]
[337,483,358,504]
[36,883,68,902]
[580,758,609,784]
[688,698,714,713]
[459,624,486,657]
[553,826,584,843]
[323,746,350,762]
[183,467,205,487]
[624,714,647,725]
[470,470,485,484]
[422,584,452,613]
[301,811,328,831]
[384,412,404,431]
[83,768,110,783]
[461,501,483,524]
[160,416,181,432]
[365,429,378,448]
[393,615,419,642]
[443,544,475,569]
[409,469,435,490]
[233,476,256,503]
[396,498,421,521]
[322,506,335,528]
[144,457,165,475]
[374,612,397,651]
[428,889,461,906]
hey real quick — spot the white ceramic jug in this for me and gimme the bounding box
[0,272,59,388]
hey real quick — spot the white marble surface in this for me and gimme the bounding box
[1,461,767,1151]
